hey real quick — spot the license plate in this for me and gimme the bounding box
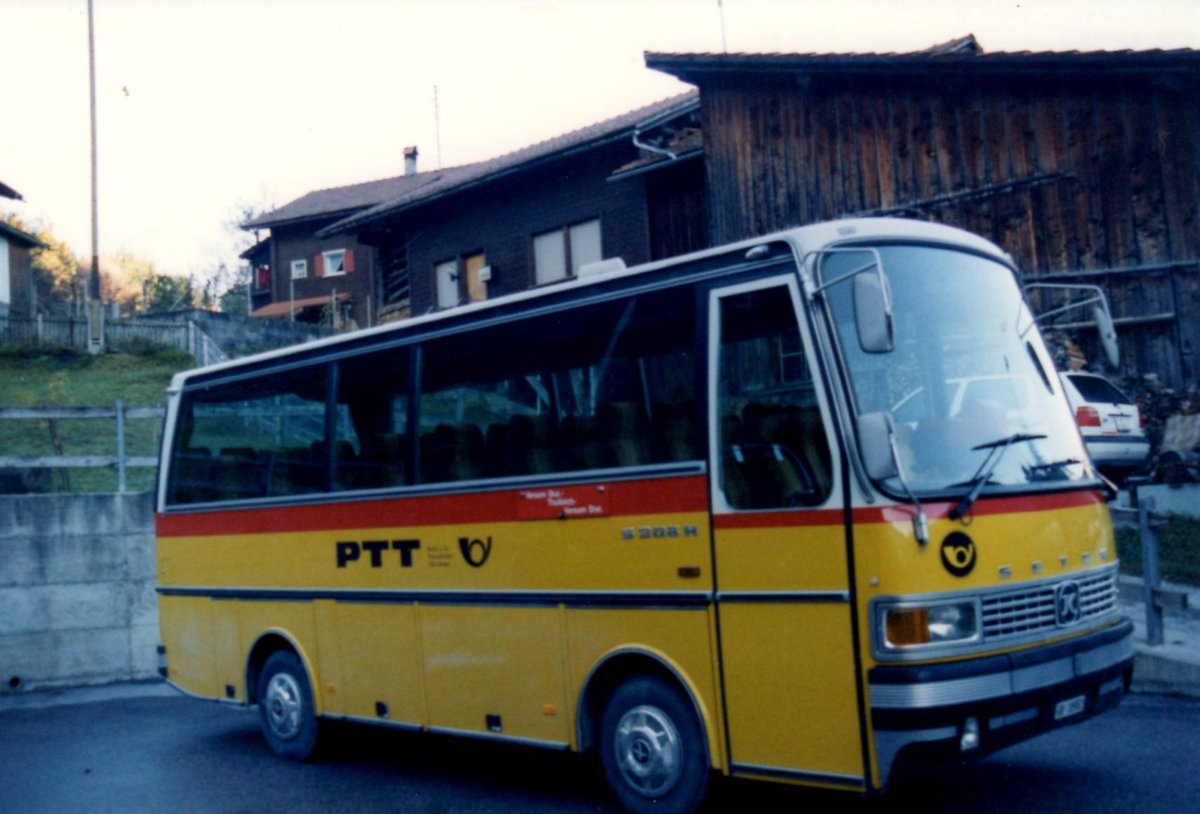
[1054,694,1086,721]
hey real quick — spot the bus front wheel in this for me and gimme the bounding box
[257,650,320,761]
[599,676,710,814]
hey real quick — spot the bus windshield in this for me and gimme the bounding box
[821,243,1092,496]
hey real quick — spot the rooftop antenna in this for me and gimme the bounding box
[718,0,727,53]
[433,85,443,169]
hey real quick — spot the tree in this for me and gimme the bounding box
[143,273,193,313]
[213,261,252,315]
[1,213,81,315]
[95,251,155,314]
[213,201,270,316]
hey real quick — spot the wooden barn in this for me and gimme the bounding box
[646,37,1200,389]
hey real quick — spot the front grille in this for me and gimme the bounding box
[981,567,1118,641]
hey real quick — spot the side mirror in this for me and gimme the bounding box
[853,269,894,353]
[1094,304,1120,369]
[1022,282,1120,369]
[858,411,899,481]
[857,410,930,546]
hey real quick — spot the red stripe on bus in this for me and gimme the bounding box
[857,489,1105,523]
[156,474,709,538]
[712,509,845,529]
[714,489,1104,530]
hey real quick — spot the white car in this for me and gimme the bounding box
[1059,371,1151,476]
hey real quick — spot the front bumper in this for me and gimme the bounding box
[869,618,1134,787]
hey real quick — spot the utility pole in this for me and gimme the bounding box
[86,0,104,353]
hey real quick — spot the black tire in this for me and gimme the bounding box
[256,650,320,761]
[599,676,710,814]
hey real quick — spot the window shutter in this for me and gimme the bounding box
[533,230,567,285]
[314,254,325,277]
[344,249,355,273]
[569,220,602,275]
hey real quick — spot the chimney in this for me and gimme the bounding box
[404,145,419,176]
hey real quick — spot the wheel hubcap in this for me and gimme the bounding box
[613,704,682,798]
[264,672,303,740]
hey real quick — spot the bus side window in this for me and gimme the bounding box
[717,285,832,509]
[412,284,701,486]
[335,346,410,491]
[167,364,329,504]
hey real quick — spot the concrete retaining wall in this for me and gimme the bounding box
[0,492,157,692]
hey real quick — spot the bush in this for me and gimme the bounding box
[1116,514,1200,587]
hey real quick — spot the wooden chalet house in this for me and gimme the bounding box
[241,152,431,329]
[0,180,43,319]
[644,36,1200,389]
[245,93,704,327]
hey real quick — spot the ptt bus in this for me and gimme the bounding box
[156,218,1134,814]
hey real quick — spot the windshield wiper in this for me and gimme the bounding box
[1025,458,1081,480]
[949,433,1047,521]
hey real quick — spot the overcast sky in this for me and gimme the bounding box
[2,0,1198,282]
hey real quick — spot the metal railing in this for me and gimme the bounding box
[0,402,164,493]
[1111,493,1191,646]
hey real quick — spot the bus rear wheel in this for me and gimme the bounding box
[257,650,320,761]
[599,676,710,814]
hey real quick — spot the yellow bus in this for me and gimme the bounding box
[156,217,1134,814]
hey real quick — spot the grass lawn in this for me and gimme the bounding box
[1115,513,1200,587]
[0,345,192,493]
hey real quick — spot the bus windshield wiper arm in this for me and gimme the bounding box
[949,433,1047,521]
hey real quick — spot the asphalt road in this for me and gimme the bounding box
[0,689,1197,813]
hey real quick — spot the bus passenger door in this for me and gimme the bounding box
[708,278,865,789]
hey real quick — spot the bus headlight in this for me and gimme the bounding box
[882,601,980,649]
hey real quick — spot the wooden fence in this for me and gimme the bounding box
[0,313,226,366]
[0,402,164,493]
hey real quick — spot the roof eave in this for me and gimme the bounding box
[632,93,700,132]
[320,129,635,238]
[242,206,369,232]
[645,51,1200,84]
[0,220,46,248]
[608,148,704,182]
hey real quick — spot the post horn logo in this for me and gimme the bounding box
[458,536,493,568]
[940,532,977,578]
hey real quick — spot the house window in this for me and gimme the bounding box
[568,220,602,273]
[0,236,10,307]
[533,218,602,285]
[435,259,458,309]
[320,249,349,277]
[255,264,271,290]
[291,259,307,280]
[464,252,488,303]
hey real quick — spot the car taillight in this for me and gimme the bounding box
[1076,406,1101,427]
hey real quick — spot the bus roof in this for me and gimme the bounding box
[170,217,1008,391]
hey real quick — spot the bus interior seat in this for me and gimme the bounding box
[504,414,553,476]
[596,402,643,468]
[421,423,486,483]
[170,447,216,503]
[722,402,826,508]
[345,432,407,488]
[268,446,322,495]
[218,446,269,499]
[651,402,698,463]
